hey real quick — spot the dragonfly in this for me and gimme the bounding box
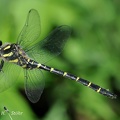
[0,9,117,103]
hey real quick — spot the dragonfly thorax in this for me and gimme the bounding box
[0,43,39,69]
[0,43,29,66]
[1,43,19,59]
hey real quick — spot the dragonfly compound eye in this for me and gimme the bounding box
[0,41,2,46]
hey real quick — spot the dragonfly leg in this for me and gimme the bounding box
[0,59,4,72]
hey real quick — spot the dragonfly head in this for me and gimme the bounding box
[0,41,2,46]
[0,41,3,56]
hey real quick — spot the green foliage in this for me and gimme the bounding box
[0,0,119,120]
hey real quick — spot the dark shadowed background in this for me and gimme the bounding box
[0,0,119,120]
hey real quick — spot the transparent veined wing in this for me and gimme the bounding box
[24,69,45,103]
[17,9,71,63]
[17,9,41,51]
[0,60,21,92]
[17,9,71,103]
[26,25,71,63]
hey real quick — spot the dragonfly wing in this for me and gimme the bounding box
[26,25,71,63]
[24,69,45,103]
[17,9,41,50]
[17,9,71,63]
[0,60,21,92]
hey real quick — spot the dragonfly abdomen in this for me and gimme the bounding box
[37,63,117,99]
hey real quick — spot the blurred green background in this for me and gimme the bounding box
[0,0,120,120]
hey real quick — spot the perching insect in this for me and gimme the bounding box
[0,9,116,103]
